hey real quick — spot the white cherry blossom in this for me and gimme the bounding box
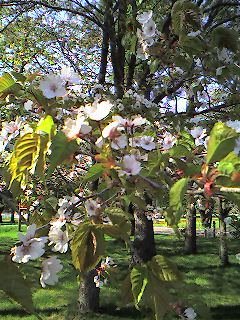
[129,136,142,147]
[62,114,92,140]
[1,117,22,141]
[143,19,156,38]
[140,136,156,151]
[190,126,207,146]
[183,307,197,320]
[112,115,146,130]
[102,121,121,139]
[60,65,80,84]
[50,213,67,229]
[85,199,101,217]
[84,100,113,121]
[18,223,38,244]
[144,36,155,47]
[119,154,141,176]
[137,11,153,24]
[24,100,34,112]
[111,134,128,150]
[95,136,104,148]
[217,48,233,64]
[162,133,177,150]
[12,224,48,263]
[187,30,201,37]
[48,227,69,253]
[12,238,47,263]
[94,275,105,288]
[136,46,149,60]
[39,74,67,99]
[40,256,63,288]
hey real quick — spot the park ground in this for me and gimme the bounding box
[0,225,239,320]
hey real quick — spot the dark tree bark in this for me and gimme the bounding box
[132,209,156,263]
[77,179,100,313]
[98,1,110,84]
[184,201,197,254]
[218,198,229,267]
[11,209,15,224]
[128,203,135,236]
[78,269,100,313]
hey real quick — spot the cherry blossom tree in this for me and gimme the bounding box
[0,1,240,319]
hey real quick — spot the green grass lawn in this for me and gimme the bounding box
[154,217,220,230]
[0,225,239,319]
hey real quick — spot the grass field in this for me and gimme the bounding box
[0,225,239,319]
[154,218,220,230]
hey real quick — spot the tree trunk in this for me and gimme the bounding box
[78,179,100,313]
[184,202,197,254]
[78,269,100,313]
[218,199,229,267]
[128,203,135,236]
[132,210,156,263]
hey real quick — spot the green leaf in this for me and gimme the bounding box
[9,133,40,188]
[71,222,106,272]
[83,163,105,183]
[0,72,15,93]
[130,35,138,53]
[168,145,192,158]
[171,0,200,36]
[98,220,131,241]
[169,177,190,212]
[179,36,204,54]
[11,71,26,83]
[120,274,134,307]
[178,131,195,150]
[207,122,239,163]
[147,255,181,282]
[223,192,240,208]
[131,265,148,309]
[36,115,55,137]
[0,256,35,314]
[128,194,146,210]
[44,196,59,211]
[211,27,239,52]
[130,262,172,318]
[218,152,240,175]
[47,131,79,177]
[35,116,55,179]
[174,54,192,70]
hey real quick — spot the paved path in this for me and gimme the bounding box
[154,226,206,236]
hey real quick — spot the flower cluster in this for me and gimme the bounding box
[136,11,157,60]
[182,307,197,320]
[40,256,63,288]
[11,224,47,263]
[0,117,23,152]
[94,257,115,288]
[190,126,207,147]
[39,66,80,99]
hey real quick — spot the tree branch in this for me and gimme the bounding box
[0,0,103,28]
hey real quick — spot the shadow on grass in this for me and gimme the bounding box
[0,307,61,317]
[211,305,240,320]
[100,305,142,318]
